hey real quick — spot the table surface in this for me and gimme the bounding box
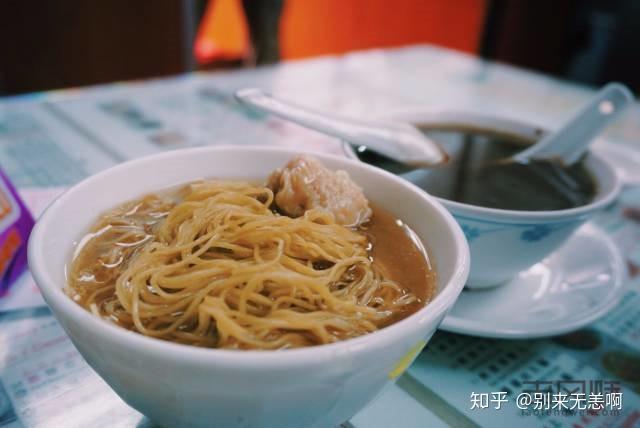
[1,45,639,428]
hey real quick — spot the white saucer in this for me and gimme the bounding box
[593,141,640,186]
[440,223,627,339]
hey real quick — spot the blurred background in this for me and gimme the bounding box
[1,0,639,96]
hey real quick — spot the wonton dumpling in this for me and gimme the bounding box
[267,155,372,226]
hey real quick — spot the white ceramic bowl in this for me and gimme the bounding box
[28,146,470,428]
[343,111,622,288]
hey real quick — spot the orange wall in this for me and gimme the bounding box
[279,0,487,59]
[194,0,487,64]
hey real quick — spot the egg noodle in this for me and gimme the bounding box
[67,181,419,349]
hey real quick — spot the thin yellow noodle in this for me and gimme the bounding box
[66,181,421,349]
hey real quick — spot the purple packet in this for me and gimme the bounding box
[0,168,34,296]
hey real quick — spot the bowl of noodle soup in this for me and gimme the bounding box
[28,146,469,428]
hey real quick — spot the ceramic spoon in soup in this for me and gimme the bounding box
[511,82,634,165]
[468,82,634,210]
[349,83,632,175]
[234,88,449,168]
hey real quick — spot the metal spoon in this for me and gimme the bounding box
[234,88,448,168]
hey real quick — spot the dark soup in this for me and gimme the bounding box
[355,126,597,212]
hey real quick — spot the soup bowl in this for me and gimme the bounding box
[28,146,470,428]
[343,111,621,288]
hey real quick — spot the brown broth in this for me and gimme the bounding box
[365,203,436,324]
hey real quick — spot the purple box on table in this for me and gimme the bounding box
[0,169,34,295]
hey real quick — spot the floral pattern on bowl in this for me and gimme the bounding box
[457,217,579,243]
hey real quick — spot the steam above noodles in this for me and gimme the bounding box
[67,156,432,349]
